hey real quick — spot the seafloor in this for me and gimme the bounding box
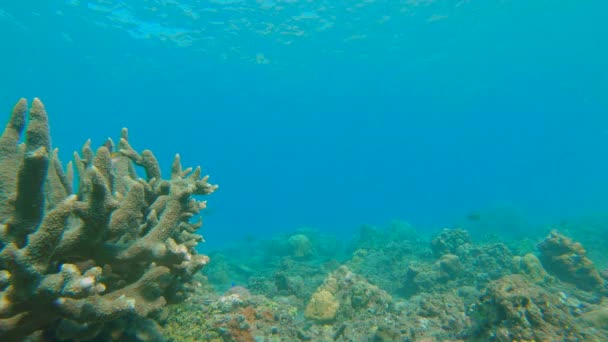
[164,220,608,341]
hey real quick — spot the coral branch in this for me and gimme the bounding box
[0,99,216,340]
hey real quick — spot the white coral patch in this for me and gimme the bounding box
[96,283,106,294]
[0,293,11,312]
[151,243,167,257]
[79,276,95,289]
[60,263,80,276]
[0,270,11,283]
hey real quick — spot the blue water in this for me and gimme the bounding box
[1,1,607,248]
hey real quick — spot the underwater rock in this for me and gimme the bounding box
[305,266,392,323]
[401,262,442,297]
[512,253,550,283]
[304,289,339,322]
[465,243,514,282]
[217,294,245,313]
[273,270,306,297]
[350,220,419,251]
[580,306,608,330]
[288,233,313,258]
[431,228,471,257]
[164,281,300,342]
[262,228,338,261]
[401,235,513,297]
[303,266,404,340]
[0,99,217,340]
[469,274,604,341]
[178,222,608,341]
[537,231,604,291]
[439,253,463,278]
[225,285,252,301]
[346,228,425,295]
[392,291,469,341]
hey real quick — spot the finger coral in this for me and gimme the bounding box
[0,98,217,341]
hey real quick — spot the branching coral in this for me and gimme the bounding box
[0,98,217,341]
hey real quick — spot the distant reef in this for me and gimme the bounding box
[0,99,217,341]
[185,223,608,341]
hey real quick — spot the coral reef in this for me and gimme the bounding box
[511,253,551,283]
[304,289,339,322]
[303,266,394,339]
[287,233,313,258]
[469,274,607,341]
[400,229,514,297]
[431,228,471,257]
[0,99,217,340]
[183,224,608,341]
[538,231,604,291]
[304,265,393,323]
[164,274,301,342]
[346,221,426,294]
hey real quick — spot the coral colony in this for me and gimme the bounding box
[0,99,217,340]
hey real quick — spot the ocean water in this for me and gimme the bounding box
[1,1,607,246]
[3,1,608,341]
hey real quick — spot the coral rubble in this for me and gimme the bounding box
[0,98,217,341]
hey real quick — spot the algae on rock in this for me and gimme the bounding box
[0,98,217,341]
[538,231,604,291]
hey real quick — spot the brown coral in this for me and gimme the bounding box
[469,274,605,341]
[537,231,603,291]
[0,99,217,340]
[305,266,392,324]
[305,289,339,322]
